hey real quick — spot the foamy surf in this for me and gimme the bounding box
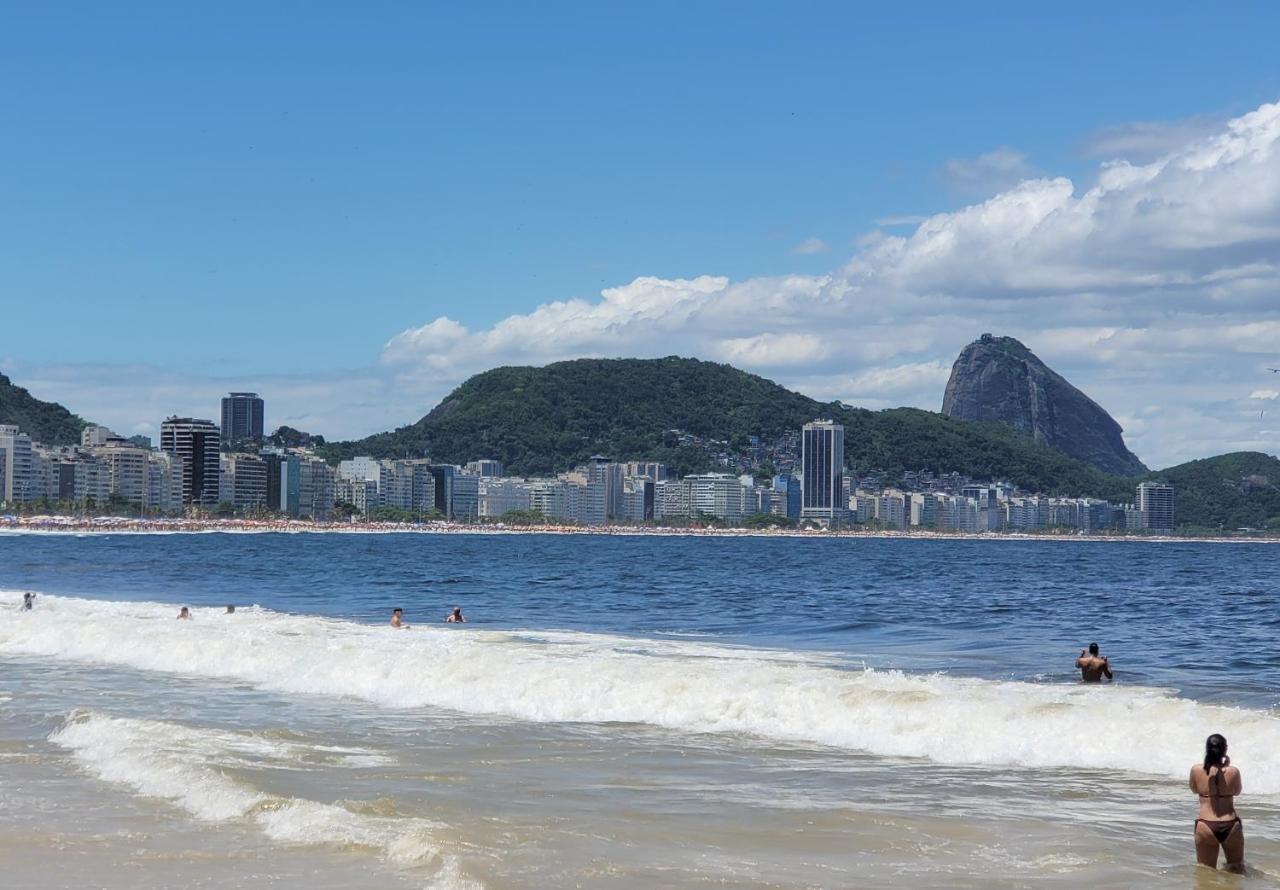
[9,593,1280,792]
[49,711,480,888]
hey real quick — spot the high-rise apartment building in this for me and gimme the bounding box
[0,424,34,504]
[160,417,221,506]
[221,392,265,444]
[1136,481,1175,531]
[464,459,504,478]
[800,419,845,524]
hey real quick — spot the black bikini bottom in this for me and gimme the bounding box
[1196,818,1242,844]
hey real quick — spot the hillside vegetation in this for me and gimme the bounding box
[0,372,88,446]
[1146,452,1280,530]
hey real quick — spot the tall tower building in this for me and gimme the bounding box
[160,417,221,506]
[0,424,34,504]
[221,392,265,444]
[801,419,845,525]
[1136,481,1175,531]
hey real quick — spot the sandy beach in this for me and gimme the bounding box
[0,513,1275,543]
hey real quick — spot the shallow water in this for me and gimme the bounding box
[1,533,1277,888]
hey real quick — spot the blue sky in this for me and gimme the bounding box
[3,3,1280,467]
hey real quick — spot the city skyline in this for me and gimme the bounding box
[4,6,1280,468]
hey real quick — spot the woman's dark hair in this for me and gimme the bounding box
[1204,734,1228,774]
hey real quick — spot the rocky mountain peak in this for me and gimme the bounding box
[941,336,1148,476]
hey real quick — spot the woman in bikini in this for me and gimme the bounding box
[1189,733,1244,872]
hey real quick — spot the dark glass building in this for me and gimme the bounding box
[221,392,265,444]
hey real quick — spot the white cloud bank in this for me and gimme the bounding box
[14,101,1280,470]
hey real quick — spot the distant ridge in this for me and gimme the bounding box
[0,372,89,447]
[942,334,1148,476]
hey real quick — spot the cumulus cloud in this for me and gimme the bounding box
[942,146,1039,194]
[790,237,830,256]
[1080,112,1229,160]
[1252,390,1280,401]
[379,100,1280,469]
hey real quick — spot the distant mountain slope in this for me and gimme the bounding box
[0,372,89,446]
[1147,452,1280,531]
[321,357,1123,498]
[942,334,1148,476]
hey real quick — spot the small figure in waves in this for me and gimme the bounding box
[177,606,191,620]
[1191,733,1244,872]
[21,592,34,611]
[1075,642,1112,682]
[389,607,408,629]
[445,606,466,624]
[225,604,236,614]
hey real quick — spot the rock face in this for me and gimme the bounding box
[941,335,1147,476]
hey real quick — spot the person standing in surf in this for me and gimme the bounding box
[389,608,408,629]
[1190,733,1244,873]
[1075,642,1112,682]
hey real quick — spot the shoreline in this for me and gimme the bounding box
[0,514,1275,544]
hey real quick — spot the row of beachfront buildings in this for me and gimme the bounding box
[0,416,1176,531]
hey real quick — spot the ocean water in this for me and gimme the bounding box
[1,532,1278,888]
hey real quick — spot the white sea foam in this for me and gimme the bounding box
[49,711,479,887]
[10,593,1280,792]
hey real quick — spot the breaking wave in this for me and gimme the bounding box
[8,593,1280,792]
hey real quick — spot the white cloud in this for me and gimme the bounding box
[715,333,828,366]
[790,237,830,256]
[1251,390,1280,401]
[942,147,1038,194]
[875,214,928,227]
[1080,113,1229,160]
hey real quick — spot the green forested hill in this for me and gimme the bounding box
[0,372,89,446]
[321,357,1125,498]
[1145,452,1280,530]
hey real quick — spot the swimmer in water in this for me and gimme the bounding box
[445,606,466,623]
[225,604,235,614]
[177,606,191,620]
[1075,642,1112,682]
[21,592,34,611]
[390,608,408,629]
[1190,733,1244,872]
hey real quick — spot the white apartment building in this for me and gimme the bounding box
[0,425,34,504]
[479,478,533,518]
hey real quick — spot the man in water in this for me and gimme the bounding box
[1076,642,1113,682]
[225,604,235,614]
[21,592,34,611]
[390,608,408,629]
[445,606,466,623]
[177,606,191,620]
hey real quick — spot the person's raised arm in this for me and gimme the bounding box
[1189,766,1200,794]
[1102,658,1113,680]
[1227,765,1243,796]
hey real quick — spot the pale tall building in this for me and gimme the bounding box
[0,424,34,504]
[160,417,221,506]
[801,419,845,524]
